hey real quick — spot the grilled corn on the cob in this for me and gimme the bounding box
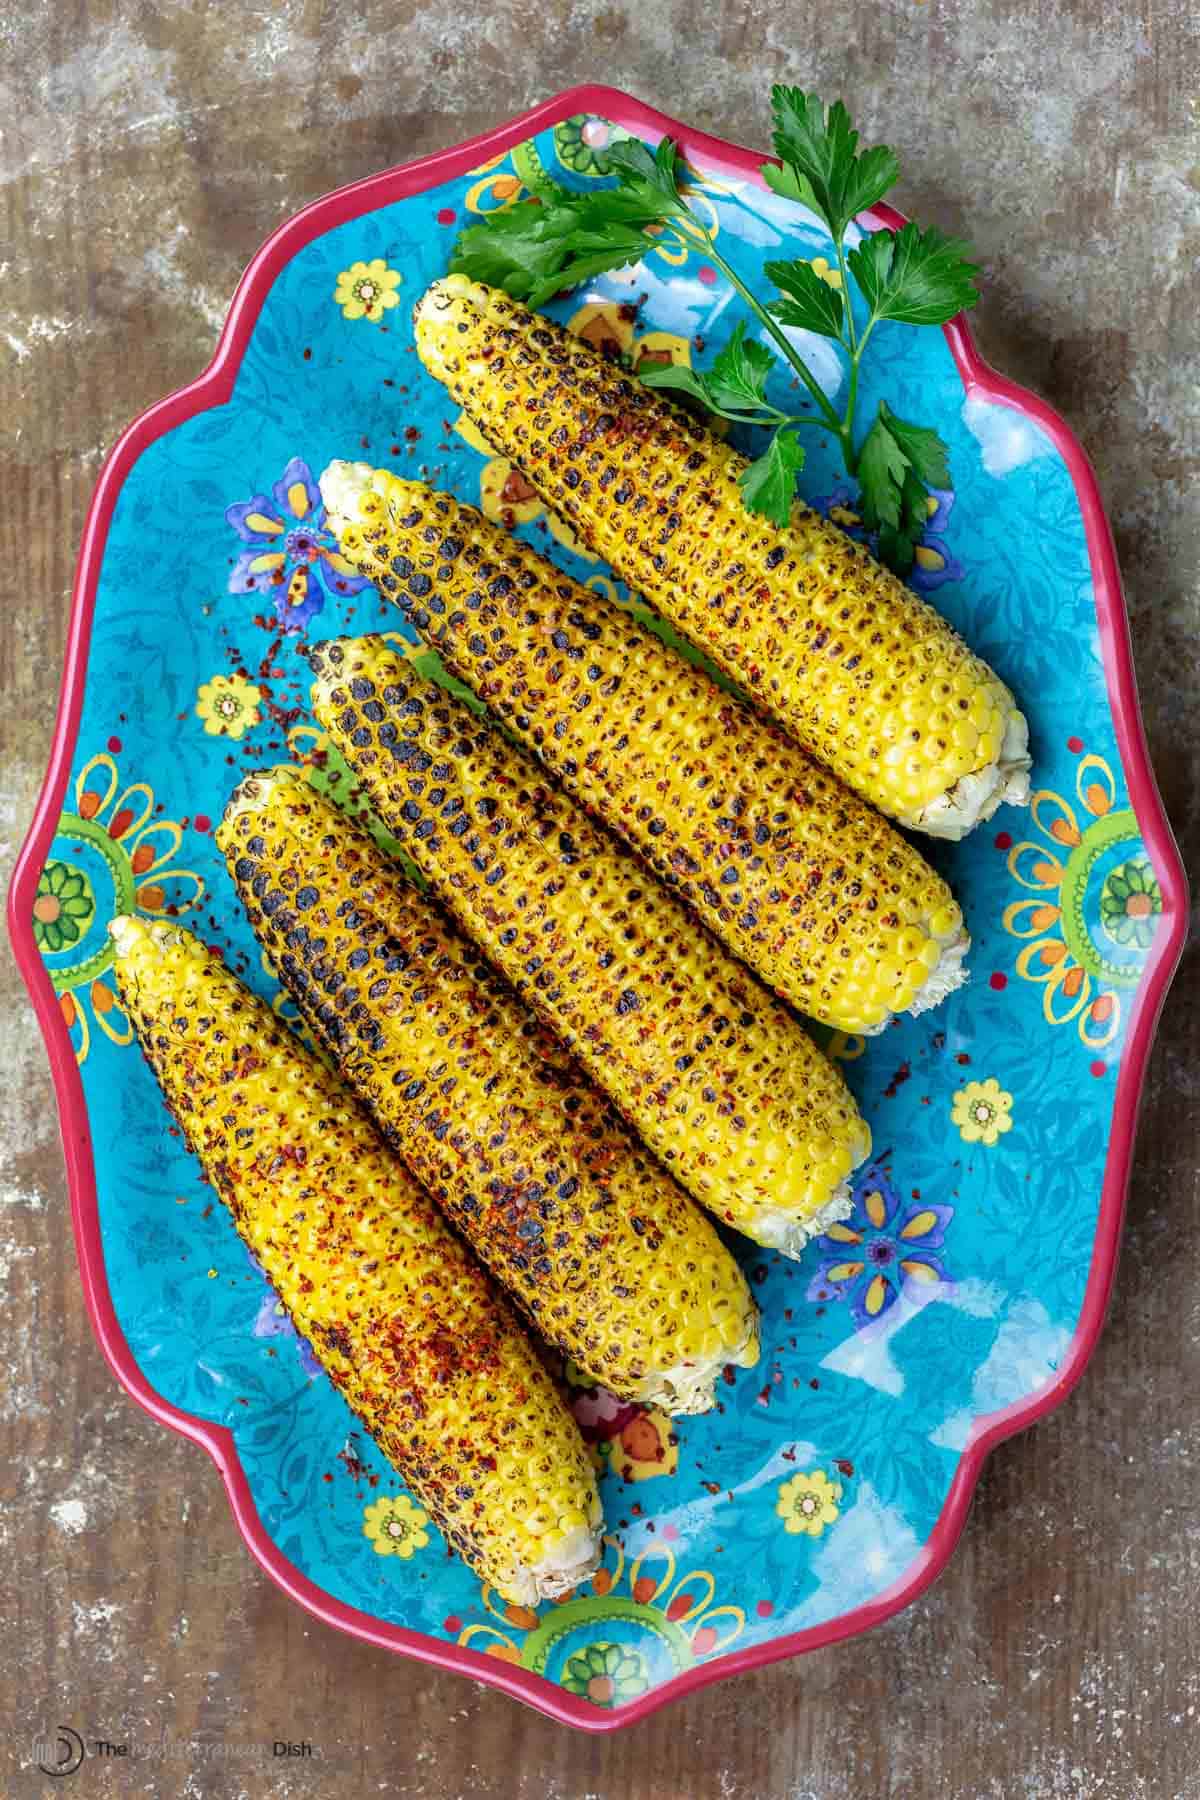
[319,463,968,1033]
[413,275,1031,838]
[308,635,872,1255]
[109,913,601,1604]
[217,770,758,1411]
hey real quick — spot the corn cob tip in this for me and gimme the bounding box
[109,913,186,961]
[220,765,306,833]
[319,458,376,530]
[658,1302,760,1415]
[413,274,494,381]
[915,709,1032,839]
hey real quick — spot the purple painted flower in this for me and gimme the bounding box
[811,480,869,543]
[244,1245,322,1376]
[225,454,370,632]
[806,1158,953,1330]
[908,488,965,593]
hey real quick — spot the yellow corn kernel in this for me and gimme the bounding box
[316,465,971,1035]
[308,636,874,1258]
[108,914,600,1604]
[413,275,1031,838]
[217,770,758,1413]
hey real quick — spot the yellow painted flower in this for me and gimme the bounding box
[362,1494,430,1559]
[195,672,262,740]
[808,256,843,290]
[776,1470,842,1537]
[334,259,402,323]
[951,1077,1014,1147]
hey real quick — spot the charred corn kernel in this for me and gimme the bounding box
[413,276,1031,838]
[217,770,757,1413]
[108,914,601,1605]
[308,635,872,1256]
[318,465,969,1033]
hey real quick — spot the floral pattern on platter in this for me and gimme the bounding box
[33,750,204,1063]
[1001,746,1156,1054]
[569,1370,679,1484]
[776,1470,843,1538]
[225,455,371,631]
[363,1495,431,1560]
[951,1078,1014,1147]
[806,1159,954,1329]
[28,105,1180,1717]
[333,259,402,322]
[34,861,96,953]
[455,1538,744,1706]
[195,672,262,739]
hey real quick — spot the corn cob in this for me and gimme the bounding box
[217,770,758,1412]
[319,463,968,1033]
[307,635,872,1255]
[109,914,601,1604]
[413,275,1031,838]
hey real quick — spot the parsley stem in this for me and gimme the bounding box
[833,235,858,355]
[694,237,843,434]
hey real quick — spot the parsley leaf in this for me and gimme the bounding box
[603,137,688,213]
[765,258,845,340]
[769,87,899,238]
[704,323,775,411]
[879,402,951,488]
[759,159,821,215]
[738,428,806,525]
[856,412,911,531]
[846,221,980,326]
[637,362,712,405]
[451,205,582,302]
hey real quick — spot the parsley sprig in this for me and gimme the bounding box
[450,88,980,574]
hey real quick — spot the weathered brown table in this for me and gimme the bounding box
[3,3,1197,1795]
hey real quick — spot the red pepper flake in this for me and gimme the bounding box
[955,1052,971,1065]
[302,347,312,360]
[835,1458,855,1478]
[809,1378,819,1390]
[883,1061,911,1099]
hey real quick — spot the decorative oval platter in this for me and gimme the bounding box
[8,86,1187,1731]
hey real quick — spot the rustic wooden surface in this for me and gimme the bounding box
[3,2,1198,1795]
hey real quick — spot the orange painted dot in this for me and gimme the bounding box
[1090,995,1115,1023]
[1126,893,1153,918]
[484,1643,521,1663]
[33,894,59,923]
[632,1576,657,1605]
[91,979,115,1013]
[587,1675,615,1704]
[667,1592,697,1622]
[691,1626,718,1654]
[1030,904,1061,929]
[131,844,155,875]
[78,792,101,820]
[136,884,166,912]
[1038,942,1067,966]
[1084,782,1111,816]
[591,1568,613,1597]
[1049,820,1081,848]
[60,992,77,1028]
[108,807,134,840]
[1032,861,1061,886]
[1061,966,1084,997]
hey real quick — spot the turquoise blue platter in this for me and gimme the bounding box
[8,87,1186,1730]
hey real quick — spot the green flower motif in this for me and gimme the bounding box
[1099,857,1161,948]
[561,1641,650,1707]
[553,114,635,178]
[33,860,96,953]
